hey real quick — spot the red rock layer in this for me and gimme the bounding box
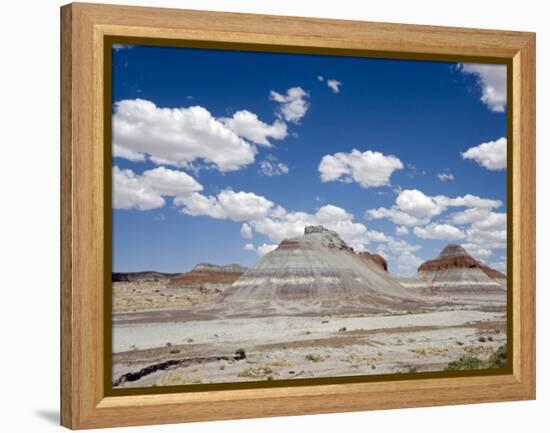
[480,265,506,279]
[418,255,481,272]
[417,244,506,279]
[359,251,388,271]
[167,270,243,288]
[278,239,311,250]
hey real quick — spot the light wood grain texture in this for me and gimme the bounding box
[60,2,536,429]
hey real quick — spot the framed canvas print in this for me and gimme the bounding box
[60,3,536,429]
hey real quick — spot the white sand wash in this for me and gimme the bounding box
[112,310,502,353]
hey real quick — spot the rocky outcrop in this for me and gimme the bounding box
[418,244,480,272]
[112,271,178,282]
[225,225,420,312]
[167,263,246,293]
[359,251,388,271]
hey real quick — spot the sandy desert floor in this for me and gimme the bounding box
[112,281,221,313]
[112,283,507,388]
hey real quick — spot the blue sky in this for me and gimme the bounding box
[112,44,507,276]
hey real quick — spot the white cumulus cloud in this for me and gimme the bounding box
[367,207,429,227]
[433,194,502,209]
[466,228,506,249]
[113,144,146,162]
[240,223,253,239]
[461,243,493,260]
[450,208,491,225]
[243,243,255,251]
[113,166,165,211]
[458,63,507,112]
[256,243,278,257]
[176,187,391,252]
[368,189,502,228]
[453,209,506,231]
[395,226,409,236]
[413,223,466,240]
[317,76,343,93]
[327,79,342,93]
[319,149,403,189]
[437,172,454,182]
[396,251,423,276]
[141,166,203,196]
[488,260,507,274]
[461,137,507,170]
[113,166,203,211]
[220,110,287,147]
[471,212,506,231]
[270,87,310,123]
[259,157,289,176]
[176,189,275,222]
[112,99,257,172]
[395,189,444,219]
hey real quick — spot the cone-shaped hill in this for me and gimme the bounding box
[224,225,423,314]
[413,244,506,295]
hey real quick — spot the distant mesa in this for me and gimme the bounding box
[190,263,247,273]
[417,244,505,280]
[418,244,480,272]
[167,263,246,293]
[400,243,506,297]
[224,225,419,312]
[112,271,178,282]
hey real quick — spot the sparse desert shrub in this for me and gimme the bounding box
[169,349,180,354]
[487,344,507,368]
[321,320,329,324]
[338,327,347,332]
[238,366,274,378]
[235,348,246,360]
[305,353,326,362]
[155,369,202,386]
[478,336,487,343]
[456,341,464,346]
[488,336,494,342]
[446,345,507,371]
[445,356,484,371]
[464,345,486,355]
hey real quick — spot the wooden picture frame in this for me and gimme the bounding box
[60,2,536,429]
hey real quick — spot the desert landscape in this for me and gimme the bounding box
[112,225,507,389]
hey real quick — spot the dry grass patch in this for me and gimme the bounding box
[305,353,328,363]
[409,346,448,356]
[238,366,274,379]
[155,369,202,386]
